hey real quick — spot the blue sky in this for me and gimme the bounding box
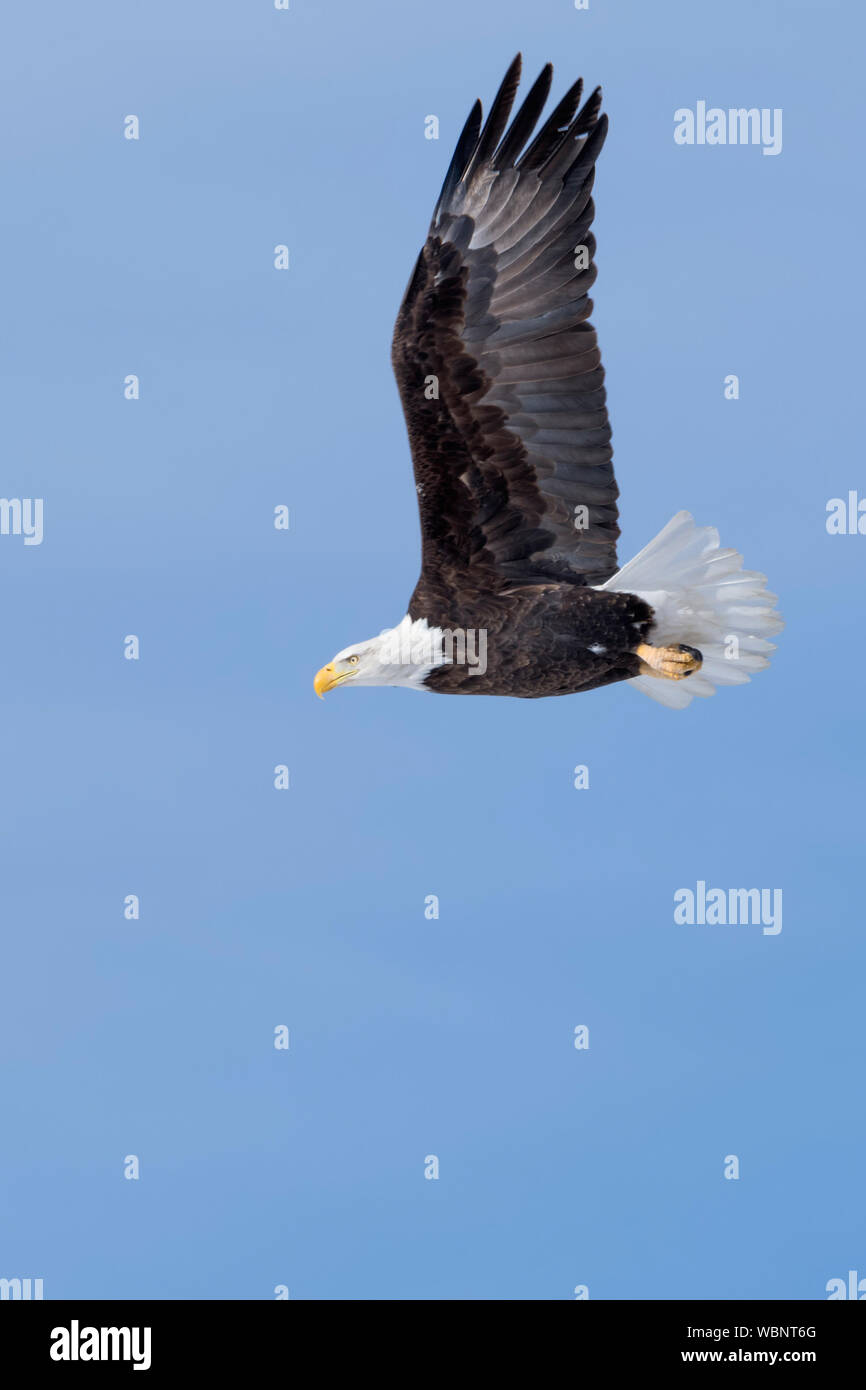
[0,0,863,1299]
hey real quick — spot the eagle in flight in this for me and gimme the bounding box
[314,56,782,707]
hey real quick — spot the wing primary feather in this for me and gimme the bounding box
[433,99,483,224]
[493,63,552,168]
[516,77,584,169]
[534,88,604,185]
[559,113,609,185]
[461,54,522,185]
[574,85,603,134]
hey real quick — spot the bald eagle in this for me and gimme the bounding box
[314,57,782,707]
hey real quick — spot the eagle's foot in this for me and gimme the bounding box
[635,642,702,680]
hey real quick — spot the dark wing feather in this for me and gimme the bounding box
[392,56,619,623]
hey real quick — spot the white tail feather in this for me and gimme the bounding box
[599,511,783,709]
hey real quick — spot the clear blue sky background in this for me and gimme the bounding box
[1,0,862,1300]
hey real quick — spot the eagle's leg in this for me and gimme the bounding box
[635,642,702,681]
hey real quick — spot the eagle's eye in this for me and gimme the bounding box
[348,655,360,665]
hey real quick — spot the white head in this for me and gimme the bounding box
[314,616,446,696]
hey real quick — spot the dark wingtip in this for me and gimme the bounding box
[461,54,524,185]
[576,85,603,133]
[494,62,554,168]
[517,74,585,169]
[431,98,483,223]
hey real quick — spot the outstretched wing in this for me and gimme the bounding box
[392,55,619,620]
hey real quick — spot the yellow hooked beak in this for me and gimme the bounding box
[314,662,348,698]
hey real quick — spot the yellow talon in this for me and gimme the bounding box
[636,642,702,680]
